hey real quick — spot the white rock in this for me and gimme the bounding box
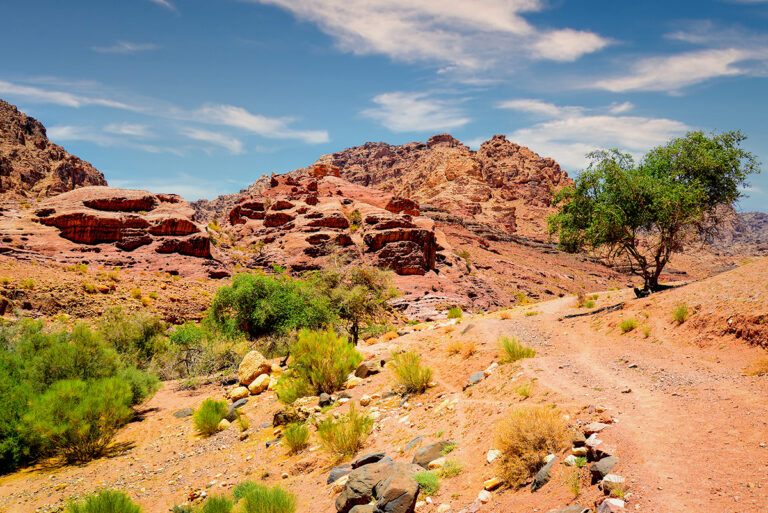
[597,498,625,512]
[544,453,555,464]
[477,490,492,503]
[427,457,446,470]
[564,455,578,466]
[331,475,349,493]
[248,373,270,395]
[437,505,451,513]
[486,449,501,464]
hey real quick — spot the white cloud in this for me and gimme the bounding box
[530,29,610,62]
[149,0,176,11]
[47,125,182,155]
[251,0,608,70]
[499,99,689,171]
[92,41,159,54]
[0,80,135,110]
[104,123,150,137]
[593,48,763,93]
[109,173,236,201]
[180,127,244,154]
[361,92,470,132]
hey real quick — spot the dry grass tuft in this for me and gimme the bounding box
[745,355,768,376]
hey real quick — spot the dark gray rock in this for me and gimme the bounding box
[319,393,334,407]
[328,464,353,484]
[373,471,419,513]
[382,391,398,399]
[173,407,194,418]
[336,461,422,513]
[590,456,619,483]
[351,452,387,469]
[531,456,557,492]
[337,390,353,400]
[225,399,248,422]
[412,440,456,469]
[348,506,376,513]
[266,435,282,448]
[404,435,423,452]
[355,360,381,378]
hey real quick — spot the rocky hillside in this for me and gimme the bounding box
[708,211,768,256]
[0,99,106,198]
[306,134,571,239]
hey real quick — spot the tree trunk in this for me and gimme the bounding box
[351,320,359,346]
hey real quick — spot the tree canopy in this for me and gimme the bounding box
[548,131,760,291]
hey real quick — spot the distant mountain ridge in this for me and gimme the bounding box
[0,99,106,198]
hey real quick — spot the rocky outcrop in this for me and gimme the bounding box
[0,99,106,198]
[223,172,439,276]
[305,134,572,239]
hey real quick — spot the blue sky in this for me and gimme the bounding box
[1,0,767,211]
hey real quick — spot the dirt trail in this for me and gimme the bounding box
[515,291,768,513]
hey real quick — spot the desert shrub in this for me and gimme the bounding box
[275,329,361,403]
[516,382,532,398]
[673,303,689,324]
[199,495,234,513]
[0,352,37,471]
[117,366,160,405]
[619,318,637,333]
[283,422,310,454]
[82,282,98,294]
[436,459,463,478]
[447,340,475,358]
[413,471,440,496]
[499,336,535,363]
[447,307,462,319]
[208,273,335,340]
[496,405,570,488]
[130,288,142,299]
[193,398,228,437]
[390,351,432,394]
[66,490,141,513]
[27,378,133,463]
[746,355,768,376]
[584,300,595,308]
[235,482,297,513]
[317,404,373,460]
[21,278,34,290]
[565,469,581,497]
[498,310,512,320]
[99,308,166,368]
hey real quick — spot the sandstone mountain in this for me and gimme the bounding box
[0,99,106,198]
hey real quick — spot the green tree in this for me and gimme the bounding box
[314,260,398,345]
[548,131,759,292]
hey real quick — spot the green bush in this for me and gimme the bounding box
[283,422,310,454]
[117,366,160,405]
[66,490,142,513]
[99,308,166,368]
[436,458,463,478]
[673,303,689,324]
[193,398,228,437]
[413,471,440,496]
[390,351,432,394]
[619,318,637,333]
[499,336,536,363]
[447,307,462,319]
[199,495,233,513]
[27,378,134,463]
[208,273,335,339]
[317,405,373,460]
[235,482,297,513]
[275,329,361,404]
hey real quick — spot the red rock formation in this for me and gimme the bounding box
[0,99,107,198]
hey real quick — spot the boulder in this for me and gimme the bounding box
[412,440,456,469]
[328,465,353,484]
[597,498,625,512]
[173,407,194,418]
[583,422,609,436]
[531,456,557,492]
[336,461,422,513]
[599,474,626,494]
[355,360,382,378]
[590,456,619,483]
[546,506,590,513]
[248,373,270,395]
[217,418,231,431]
[229,386,249,401]
[467,371,485,386]
[373,471,420,513]
[238,351,271,386]
[351,452,388,469]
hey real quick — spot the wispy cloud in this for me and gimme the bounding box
[192,104,329,143]
[250,0,609,73]
[47,125,182,155]
[0,80,136,110]
[92,41,159,54]
[499,99,689,171]
[149,0,176,11]
[104,123,151,137]
[180,127,244,154]
[109,173,234,201]
[361,92,470,132]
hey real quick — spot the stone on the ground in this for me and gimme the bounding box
[600,474,626,494]
[405,436,424,452]
[332,475,350,493]
[597,498,625,512]
[437,505,451,513]
[590,456,619,482]
[230,386,249,401]
[477,490,492,503]
[427,457,446,470]
[572,432,587,446]
[345,376,363,389]
[546,506,590,513]
[373,471,420,513]
[355,360,381,378]
[572,446,588,456]
[335,460,422,513]
[483,477,503,490]
[360,395,372,406]
[544,453,556,464]
[486,449,501,463]
[238,350,271,386]
[327,465,353,484]
[351,452,387,469]
[531,456,557,492]
[483,362,498,376]
[564,455,578,466]
[348,506,375,513]
[319,393,334,407]
[173,407,194,418]
[412,440,456,469]
[217,418,230,431]
[248,373,270,395]
[225,403,240,422]
[583,422,609,436]
[468,371,485,385]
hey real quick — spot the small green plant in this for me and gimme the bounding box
[284,422,310,454]
[516,382,532,398]
[237,414,250,432]
[21,278,35,290]
[641,325,651,338]
[565,469,581,497]
[584,300,595,308]
[525,311,539,317]
[149,292,158,299]
[574,456,587,467]
[673,303,689,324]
[66,490,142,513]
[499,336,535,363]
[193,398,228,437]
[440,442,458,456]
[82,282,98,294]
[130,288,142,299]
[199,495,234,513]
[447,307,463,319]
[317,404,373,460]
[234,482,297,513]
[610,483,628,499]
[390,351,433,394]
[0,277,10,285]
[436,458,463,478]
[619,318,637,333]
[413,471,440,496]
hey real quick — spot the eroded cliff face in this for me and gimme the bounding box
[0,99,107,198]
[305,134,572,239]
